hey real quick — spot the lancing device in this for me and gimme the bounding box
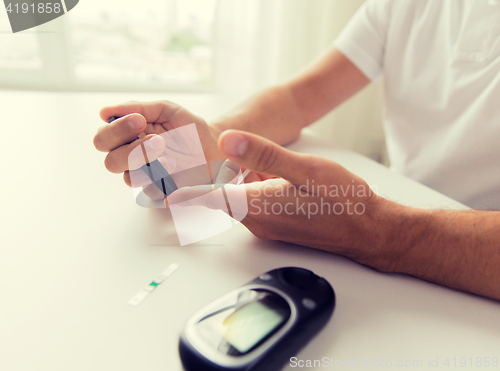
[108,116,178,196]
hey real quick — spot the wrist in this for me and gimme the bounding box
[363,196,430,273]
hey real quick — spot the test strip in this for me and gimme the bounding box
[128,263,180,307]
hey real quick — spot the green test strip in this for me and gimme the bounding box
[128,263,180,307]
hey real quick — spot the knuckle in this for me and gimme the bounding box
[104,154,120,173]
[93,129,107,152]
[98,107,111,120]
[159,99,174,107]
[118,100,139,113]
[158,100,184,120]
[125,100,141,106]
[93,134,103,151]
[255,144,280,174]
[123,171,132,187]
[301,155,323,179]
[122,100,143,114]
[159,100,180,113]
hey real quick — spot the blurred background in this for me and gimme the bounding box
[0,0,386,162]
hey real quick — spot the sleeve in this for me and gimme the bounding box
[333,0,393,81]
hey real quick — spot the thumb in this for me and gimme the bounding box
[218,130,312,186]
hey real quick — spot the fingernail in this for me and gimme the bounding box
[222,133,248,157]
[145,135,164,152]
[128,115,144,130]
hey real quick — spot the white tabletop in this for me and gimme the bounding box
[1,91,499,371]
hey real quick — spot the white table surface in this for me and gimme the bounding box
[1,91,499,371]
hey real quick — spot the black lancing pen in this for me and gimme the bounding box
[108,116,178,196]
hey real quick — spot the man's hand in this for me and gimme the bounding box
[93,100,226,199]
[170,130,500,300]
[169,130,400,271]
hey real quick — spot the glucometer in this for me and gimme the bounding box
[179,267,335,371]
[107,116,178,196]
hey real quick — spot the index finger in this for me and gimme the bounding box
[93,114,146,152]
[99,100,182,124]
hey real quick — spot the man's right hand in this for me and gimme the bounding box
[93,100,226,199]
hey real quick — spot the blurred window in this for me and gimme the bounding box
[0,0,218,90]
[67,0,218,87]
[0,9,42,69]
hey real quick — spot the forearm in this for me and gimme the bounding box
[210,84,307,146]
[379,201,500,300]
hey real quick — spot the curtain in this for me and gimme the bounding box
[212,0,387,163]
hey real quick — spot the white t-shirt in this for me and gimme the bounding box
[334,0,500,210]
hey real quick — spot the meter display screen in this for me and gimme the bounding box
[196,290,291,355]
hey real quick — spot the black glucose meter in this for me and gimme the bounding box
[179,267,335,371]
